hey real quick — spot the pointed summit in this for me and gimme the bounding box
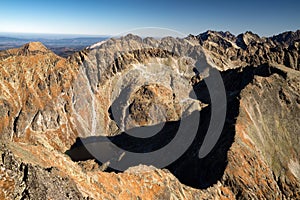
[22,42,48,53]
[13,41,51,56]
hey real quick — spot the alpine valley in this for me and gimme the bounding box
[0,30,299,199]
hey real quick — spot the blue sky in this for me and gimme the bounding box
[0,0,299,37]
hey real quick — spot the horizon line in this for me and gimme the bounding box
[0,29,299,39]
[0,31,111,38]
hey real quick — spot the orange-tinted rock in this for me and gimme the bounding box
[0,30,299,199]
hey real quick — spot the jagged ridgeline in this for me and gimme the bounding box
[0,31,299,199]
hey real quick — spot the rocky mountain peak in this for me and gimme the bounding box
[197,30,235,42]
[122,33,143,41]
[235,31,262,49]
[197,29,300,70]
[271,30,300,46]
[23,41,48,51]
[197,30,218,41]
[0,30,299,199]
[19,41,49,55]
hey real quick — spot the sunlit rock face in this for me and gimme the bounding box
[0,42,79,151]
[71,35,209,137]
[128,83,181,127]
[198,30,300,71]
[227,68,300,199]
[0,30,299,199]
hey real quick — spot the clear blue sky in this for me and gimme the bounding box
[0,0,299,37]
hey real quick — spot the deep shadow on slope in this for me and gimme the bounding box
[66,64,287,189]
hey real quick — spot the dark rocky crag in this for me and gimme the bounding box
[0,30,299,199]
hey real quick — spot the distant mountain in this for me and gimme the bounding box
[195,29,300,71]
[0,35,108,57]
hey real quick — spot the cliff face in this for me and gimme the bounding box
[0,42,81,152]
[220,66,300,199]
[0,31,299,199]
[197,30,300,71]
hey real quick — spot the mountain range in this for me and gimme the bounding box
[0,30,299,199]
[0,35,107,57]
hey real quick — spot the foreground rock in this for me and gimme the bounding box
[0,31,299,199]
[0,143,235,199]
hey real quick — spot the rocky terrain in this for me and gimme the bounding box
[0,30,299,199]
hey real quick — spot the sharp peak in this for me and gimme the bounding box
[237,31,261,38]
[197,30,236,40]
[22,41,48,52]
[200,30,233,35]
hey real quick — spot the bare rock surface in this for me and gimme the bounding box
[0,30,299,199]
[197,30,300,71]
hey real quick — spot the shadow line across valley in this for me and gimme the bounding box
[66,64,285,189]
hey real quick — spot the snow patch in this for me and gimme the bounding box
[89,40,107,49]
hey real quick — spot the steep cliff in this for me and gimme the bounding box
[0,31,299,199]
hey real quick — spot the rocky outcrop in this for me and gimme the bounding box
[0,42,79,152]
[128,84,181,127]
[197,30,300,71]
[0,30,299,199]
[0,143,235,199]
[219,65,300,199]
[0,144,84,200]
[227,66,300,199]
